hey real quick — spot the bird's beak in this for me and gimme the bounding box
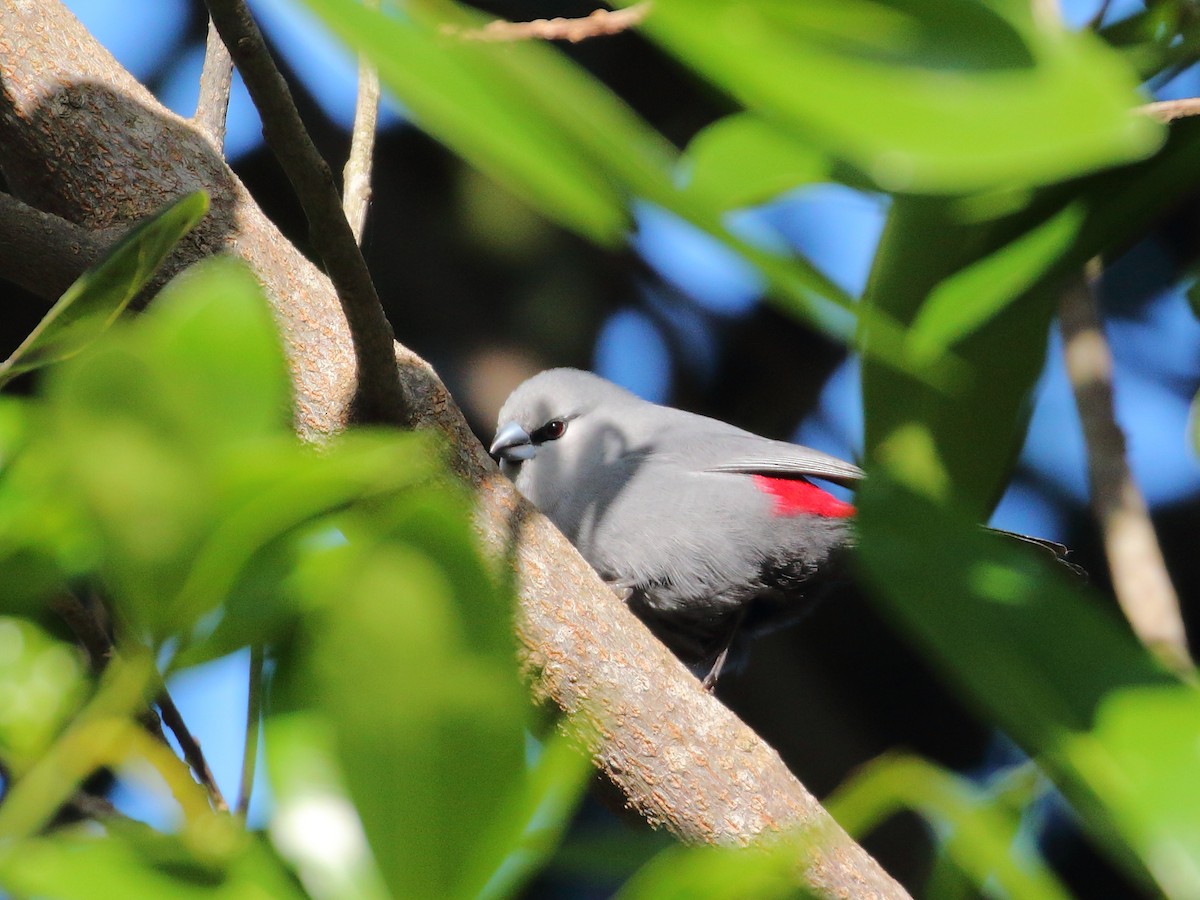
[490,421,537,462]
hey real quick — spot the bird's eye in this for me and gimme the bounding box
[534,419,567,442]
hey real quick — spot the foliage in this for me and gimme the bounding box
[296,0,1200,895]
[5,0,1200,898]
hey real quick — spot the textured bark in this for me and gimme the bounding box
[0,4,908,897]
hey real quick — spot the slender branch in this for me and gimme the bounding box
[194,19,234,149]
[1087,0,1114,29]
[1139,98,1200,124]
[342,0,381,244]
[450,3,650,43]
[157,688,229,812]
[48,591,229,810]
[203,0,408,427]
[1059,269,1193,673]
[0,193,116,299]
[237,645,264,818]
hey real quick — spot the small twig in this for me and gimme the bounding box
[194,19,234,149]
[1139,98,1200,124]
[342,0,380,244]
[49,592,112,671]
[49,591,229,809]
[1059,266,1194,674]
[65,790,125,822]
[1087,0,1114,29]
[449,3,650,43]
[236,645,264,818]
[158,688,229,813]
[204,0,408,427]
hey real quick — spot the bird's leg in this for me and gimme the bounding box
[606,578,635,604]
[700,606,749,692]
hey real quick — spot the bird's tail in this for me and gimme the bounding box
[987,527,1088,580]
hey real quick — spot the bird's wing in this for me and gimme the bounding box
[679,431,865,487]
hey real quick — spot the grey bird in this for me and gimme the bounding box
[490,368,866,688]
[491,368,1079,688]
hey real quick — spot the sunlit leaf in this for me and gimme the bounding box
[683,113,828,210]
[0,192,208,386]
[827,754,1070,900]
[632,0,1159,193]
[855,475,1200,895]
[0,617,87,774]
[0,820,305,900]
[284,488,525,899]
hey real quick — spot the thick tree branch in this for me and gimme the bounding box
[1059,272,1193,673]
[203,0,406,427]
[194,20,234,149]
[0,6,908,896]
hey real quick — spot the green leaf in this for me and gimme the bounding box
[299,0,632,244]
[861,121,1200,514]
[826,754,1071,900]
[0,820,306,900]
[634,0,1159,193]
[470,728,595,900]
[0,191,208,387]
[855,476,1200,895]
[613,841,808,900]
[265,712,391,900]
[284,487,526,900]
[297,0,857,342]
[683,113,828,209]
[861,197,1057,515]
[0,617,87,774]
[36,256,293,636]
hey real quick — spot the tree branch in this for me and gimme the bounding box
[48,591,230,811]
[203,0,406,427]
[157,688,229,812]
[342,0,380,244]
[450,3,651,43]
[1059,270,1193,673]
[0,6,908,896]
[194,19,234,149]
[0,192,115,299]
[1139,98,1200,124]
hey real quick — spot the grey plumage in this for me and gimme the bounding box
[491,368,858,683]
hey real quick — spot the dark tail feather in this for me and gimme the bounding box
[987,527,1088,580]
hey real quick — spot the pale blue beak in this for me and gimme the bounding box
[490,421,536,462]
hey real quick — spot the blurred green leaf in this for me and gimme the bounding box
[827,753,1070,900]
[34,257,291,637]
[298,0,857,342]
[855,475,1200,896]
[300,0,634,244]
[862,120,1200,515]
[0,617,87,774]
[265,711,391,900]
[0,192,208,387]
[284,487,525,900]
[0,819,306,900]
[683,114,828,210]
[634,0,1159,193]
[471,728,594,900]
[613,840,809,900]
[169,430,442,648]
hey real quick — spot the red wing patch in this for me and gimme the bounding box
[752,474,856,518]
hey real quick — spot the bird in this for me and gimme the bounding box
[490,367,1077,689]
